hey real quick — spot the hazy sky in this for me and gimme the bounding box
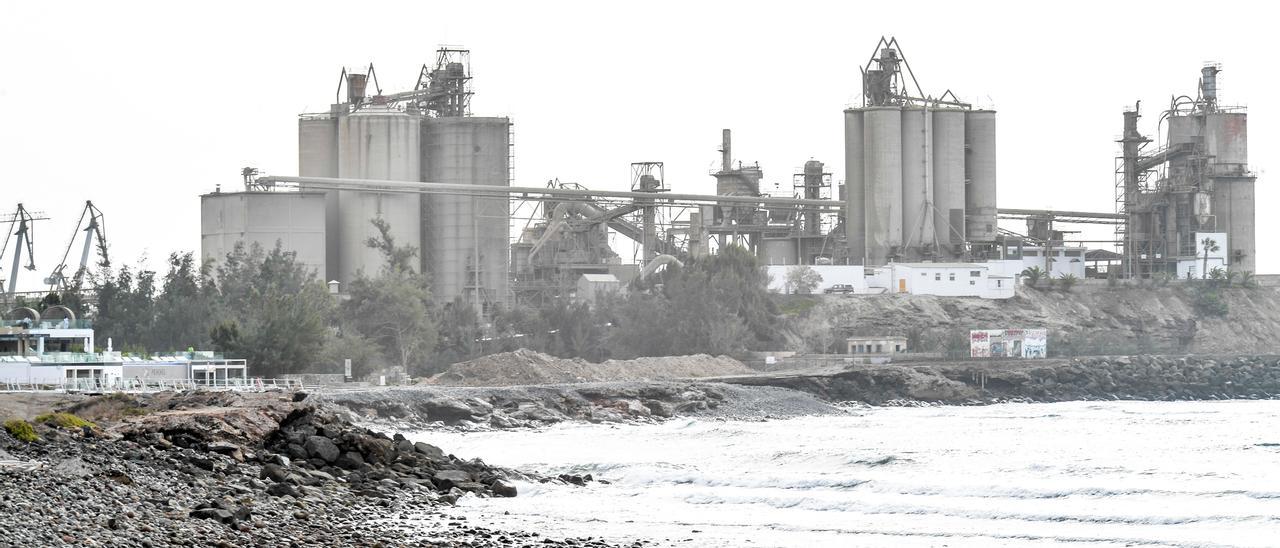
[1,1,1274,289]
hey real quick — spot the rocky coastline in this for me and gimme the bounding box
[0,392,641,548]
[722,354,1280,405]
[3,353,1280,546]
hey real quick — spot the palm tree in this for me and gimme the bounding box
[1200,237,1220,280]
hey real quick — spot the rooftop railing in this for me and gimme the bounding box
[0,319,93,330]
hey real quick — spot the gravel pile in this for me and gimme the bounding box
[427,349,755,387]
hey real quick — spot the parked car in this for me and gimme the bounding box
[824,284,855,294]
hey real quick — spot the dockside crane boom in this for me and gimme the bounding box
[1,204,46,296]
[46,201,109,292]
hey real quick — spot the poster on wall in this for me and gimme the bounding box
[969,330,991,358]
[1023,329,1047,358]
[971,328,1047,359]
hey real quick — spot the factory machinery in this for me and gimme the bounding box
[1117,64,1257,277]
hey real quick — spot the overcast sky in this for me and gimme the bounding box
[0,1,1274,290]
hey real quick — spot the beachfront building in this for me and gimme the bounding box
[1,312,247,390]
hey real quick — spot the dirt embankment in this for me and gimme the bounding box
[784,285,1280,355]
[424,349,755,387]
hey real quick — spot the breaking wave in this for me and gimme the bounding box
[404,400,1280,547]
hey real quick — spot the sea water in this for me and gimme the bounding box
[403,401,1280,547]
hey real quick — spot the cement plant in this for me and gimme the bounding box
[188,38,1258,316]
[3,27,1279,548]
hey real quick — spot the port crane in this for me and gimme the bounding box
[44,201,109,292]
[0,204,48,295]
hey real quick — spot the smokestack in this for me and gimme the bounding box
[721,129,732,171]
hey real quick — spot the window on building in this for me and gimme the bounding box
[935,273,941,281]
[895,344,902,352]
[1064,250,1082,257]
[997,280,1003,287]
[921,272,927,276]
[970,270,981,277]
[1024,250,1039,256]
[970,280,976,286]
[949,273,956,281]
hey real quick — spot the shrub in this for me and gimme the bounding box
[1240,271,1258,289]
[1057,273,1079,292]
[34,412,96,430]
[1190,285,1229,318]
[3,419,39,443]
[1020,266,1045,289]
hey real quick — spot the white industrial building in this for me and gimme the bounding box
[769,261,1018,299]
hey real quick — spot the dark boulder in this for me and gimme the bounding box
[304,435,340,463]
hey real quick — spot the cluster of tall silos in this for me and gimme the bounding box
[844,106,996,265]
[298,64,511,314]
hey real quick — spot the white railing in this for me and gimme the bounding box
[0,377,304,394]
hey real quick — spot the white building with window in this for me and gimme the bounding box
[872,263,1016,299]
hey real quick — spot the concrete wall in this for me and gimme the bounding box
[766,265,869,294]
[123,364,189,381]
[1013,247,1087,279]
[200,191,327,277]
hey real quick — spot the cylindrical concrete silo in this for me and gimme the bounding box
[336,108,422,284]
[422,117,511,313]
[932,109,966,256]
[863,106,903,265]
[900,107,934,257]
[201,191,328,276]
[843,109,865,264]
[1205,112,1254,273]
[964,110,998,242]
[299,112,340,281]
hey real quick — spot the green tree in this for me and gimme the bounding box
[430,297,484,373]
[610,245,769,358]
[90,263,157,353]
[151,252,216,352]
[785,265,823,295]
[209,242,333,377]
[342,218,439,376]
